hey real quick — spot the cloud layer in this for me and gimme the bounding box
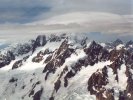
[0,0,132,23]
[0,0,132,43]
[0,11,132,43]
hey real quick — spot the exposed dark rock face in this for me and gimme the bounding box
[125,64,133,100]
[33,88,43,100]
[109,49,130,75]
[32,51,44,63]
[84,41,110,66]
[126,40,133,47]
[54,79,61,92]
[43,39,74,80]
[113,39,123,47]
[0,42,33,69]
[49,34,61,42]
[0,41,33,69]
[88,66,108,94]
[43,48,52,55]
[109,49,129,62]
[86,44,133,100]
[22,85,25,89]
[44,54,52,63]
[23,55,30,61]
[2,34,133,100]
[48,34,66,42]
[104,39,124,50]
[87,66,115,100]
[12,60,23,69]
[7,51,15,60]
[32,35,47,53]
[9,77,18,83]
[28,81,41,98]
[0,51,15,68]
[14,43,33,56]
[81,37,88,48]
[32,49,52,63]
[49,97,54,100]
[29,90,34,97]
[64,70,75,87]
[125,40,133,53]
[12,55,29,69]
[119,91,127,100]
[0,36,46,69]
[63,41,110,88]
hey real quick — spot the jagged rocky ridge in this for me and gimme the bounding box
[0,34,133,100]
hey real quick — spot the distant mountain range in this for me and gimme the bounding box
[0,33,133,100]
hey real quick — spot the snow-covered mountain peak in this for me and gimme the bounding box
[0,33,133,100]
[126,40,133,47]
[113,39,123,46]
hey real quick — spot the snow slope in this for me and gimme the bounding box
[0,34,133,100]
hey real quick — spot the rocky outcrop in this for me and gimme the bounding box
[49,34,61,42]
[88,66,109,96]
[54,79,61,92]
[14,43,33,56]
[44,54,52,63]
[2,34,133,100]
[124,63,133,100]
[12,60,23,69]
[64,70,75,87]
[63,41,110,87]
[9,77,18,83]
[28,81,41,99]
[43,39,74,80]
[0,51,15,68]
[32,35,47,53]
[12,55,29,69]
[84,41,110,66]
[32,49,51,63]
[48,34,66,42]
[113,39,123,47]
[109,49,130,75]
[86,45,133,100]
[126,40,133,47]
[81,37,88,48]
[32,51,44,63]
[87,66,115,100]
[49,97,54,100]
[33,88,43,100]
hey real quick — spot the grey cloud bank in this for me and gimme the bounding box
[0,0,132,43]
[0,0,132,23]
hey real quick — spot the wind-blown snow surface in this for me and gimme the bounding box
[0,58,111,100]
[0,38,107,100]
[0,34,133,100]
[0,41,59,100]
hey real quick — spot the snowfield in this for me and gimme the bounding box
[0,34,133,100]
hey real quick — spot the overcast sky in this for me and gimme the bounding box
[0,0,132,23]
[0,0,133,43]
